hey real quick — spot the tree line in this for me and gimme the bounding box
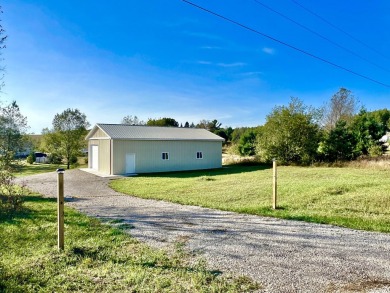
[233,88,390,165]
[36,88,390,167]
[121,88,390,165]
[1,88,389,175]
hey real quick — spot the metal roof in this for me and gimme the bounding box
[86,123,225,141]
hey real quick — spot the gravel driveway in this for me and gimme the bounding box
[16,169,390,293]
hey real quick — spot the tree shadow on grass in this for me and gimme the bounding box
[0,195,56,224]
[137,164,272,179]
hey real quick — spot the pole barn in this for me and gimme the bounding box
[86,124,224,175]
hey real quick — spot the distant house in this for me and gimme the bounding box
[380,132,389,153]
[85,123,224,175]
[35,152,48,163]
[15,134,44,159]
[379,133,389,143]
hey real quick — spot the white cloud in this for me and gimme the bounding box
[200,46,221,50]
[197,60,212,65]
[239,71,264,77]
[262,47,275,55]
[197,61,246,67]
[216,62,246,67]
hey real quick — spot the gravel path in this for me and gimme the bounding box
[16,169,390,293]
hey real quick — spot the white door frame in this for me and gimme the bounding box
[125,153,136,174]
[91,145,99,170]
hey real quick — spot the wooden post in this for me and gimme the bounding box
[272,159,277,209]
[57,169,65,250]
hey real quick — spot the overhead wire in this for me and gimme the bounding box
[290,0,389,60]
[181,0,390,89]
[252,0,389,73]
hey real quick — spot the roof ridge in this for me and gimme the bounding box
[88,123,224,141]
[97,123,207,130]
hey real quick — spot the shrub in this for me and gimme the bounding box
[368,144,383,157]
[257,98,320,165]
[26,152,36,164]
[0,151,15,169]
[47,153,62,164]
[68,155,79,168]
[69,155,78,165]
[0,170,24,216]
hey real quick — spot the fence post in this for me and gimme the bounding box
[273,159,277,209]
[57,168,65,250]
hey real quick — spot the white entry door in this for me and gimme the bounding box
[125,153,136,174]
[91,145,99,170]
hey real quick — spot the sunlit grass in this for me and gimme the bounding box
[13,163,66,176]
[0,194,259,292]
[13,159,88,177]
[110,164,390,233]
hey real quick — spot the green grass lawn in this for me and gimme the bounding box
[0,194,258,292]
[14,163,67,177]
[13,160,87,177]
[110,165,390,233]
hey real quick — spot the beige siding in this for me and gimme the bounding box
[90,128,109,139]
[88,139,111,174]
[112,140,222,174]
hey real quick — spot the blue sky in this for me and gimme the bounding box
[2,0,390,133]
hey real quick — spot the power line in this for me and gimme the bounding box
[181,0,390,88]
[252,0,389,73]
[290,0,389,60]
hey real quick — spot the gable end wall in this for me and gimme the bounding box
[90,128,109,139]
[88,139,111,174]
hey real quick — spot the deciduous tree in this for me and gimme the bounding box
[196,119,222,132]
[0,101,29,167]
[0,8,25,216]
[257,97,321,164]
[0,5,7,91]
[121,115,145,125]
[43,108,89,169]
[322,88,358,130]
[147,117,179,127]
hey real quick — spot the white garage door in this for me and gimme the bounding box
[91,145,99,170]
